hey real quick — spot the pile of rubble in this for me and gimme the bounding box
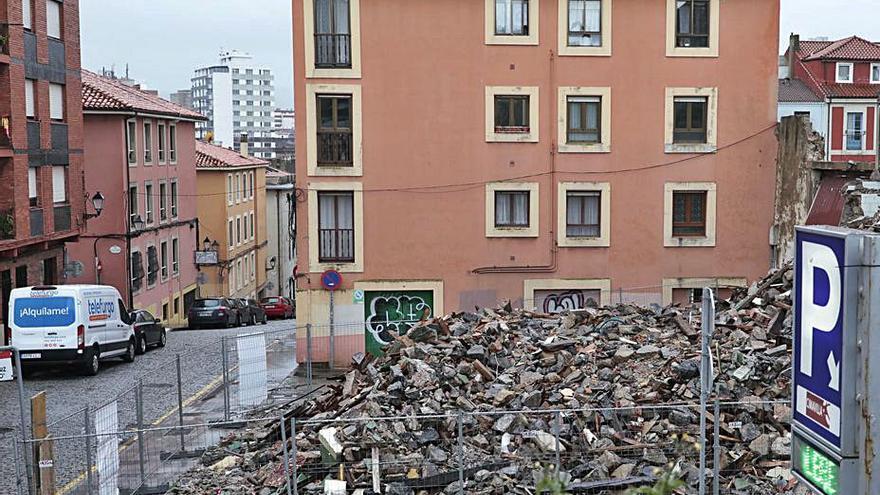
[173,266,801,495]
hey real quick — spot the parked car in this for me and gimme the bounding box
[131,309,167,354]
[239,299,267,326]
[260,296,295,319]
[9,285,137,376]
[188,298,241,329]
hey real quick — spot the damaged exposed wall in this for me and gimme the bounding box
[772,116,825,266]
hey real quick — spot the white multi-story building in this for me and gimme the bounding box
[192,50,277,159]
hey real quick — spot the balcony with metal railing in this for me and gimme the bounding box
[315,33,352,68]
[317,130,353,166]
[318,228,354,263]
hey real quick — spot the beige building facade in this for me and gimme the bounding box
[195,141,269,300]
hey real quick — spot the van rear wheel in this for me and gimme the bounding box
[83,348,100,376]
[122,339,136,363]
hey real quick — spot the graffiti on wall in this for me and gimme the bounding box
[364,290,434,356]
[535,289,600,314]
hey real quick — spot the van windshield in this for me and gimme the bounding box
[194,299,221,308]
[13,297,77,328]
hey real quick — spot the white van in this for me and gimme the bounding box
[9,285,137,375]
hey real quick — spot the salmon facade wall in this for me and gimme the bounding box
[293,0,780,364]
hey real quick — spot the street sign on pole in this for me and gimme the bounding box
[320,270,342,291]
[0,350,12,381]
[791,226,862,494]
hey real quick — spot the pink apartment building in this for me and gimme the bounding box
[67,70,205,327]
[293,0,781,364]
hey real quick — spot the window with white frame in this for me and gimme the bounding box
[558,87,611,152]
[49,83,64,121]
[160,240,169,280]
[250,211,255,239]
[159,182,167,221]
[846,111,865,151]
[244,256,249,287]
[22,0,33,30]
[872,63,880,84]
[227,174,234,205]
[158,123,166,162]
[128,184,139,228]
[172,238,179,275]
[495,191,530,228]
[170,180,178,218]
[243,215,249,243]
[127,121,137,164]
[664,182,716,247]
[228,218,234,250]
[169,124,177,162]
[251,252,256,281]
[565,191,601,238]
[144,182,154,224]
[235,173,241,202]
[143,122,153,163]
[567,0,602,47]
[250,171,255,199]
[25,79,36,118]
[46,0,62,39]
[28,167,39,207]
[51,166,66,204]
[495,0,529,36]
[236,216,242,245]
[837,62,854,83]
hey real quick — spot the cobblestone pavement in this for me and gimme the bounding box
[0,318,297,495]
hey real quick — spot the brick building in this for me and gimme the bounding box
[0,0,84,343]
[293,0,781,365]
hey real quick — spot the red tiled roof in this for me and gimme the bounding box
[778,78,822,102]
[803,36,880,61]
[81,69,205,120]
[821,83,880,99]
[195,140,269,169]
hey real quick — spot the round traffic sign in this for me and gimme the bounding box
[321,270,343,291]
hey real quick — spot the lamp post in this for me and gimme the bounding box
[84,191,105,220]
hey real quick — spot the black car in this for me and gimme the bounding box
[188,298,241,329]
[131,310,167,354]
[238,299,268,326]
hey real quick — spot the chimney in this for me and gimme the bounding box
[239,133,249,157]
[788,33,800,74]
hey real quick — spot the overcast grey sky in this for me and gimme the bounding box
[80,0,880,108]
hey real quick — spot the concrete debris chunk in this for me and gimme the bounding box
[173,265,799,494]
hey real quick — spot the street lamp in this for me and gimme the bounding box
[132,215,145,231]
[84,191,106,220]
[203,237,212,251]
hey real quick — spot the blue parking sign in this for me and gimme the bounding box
[793,227,859,456]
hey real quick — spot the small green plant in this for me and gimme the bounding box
[0,212,14,239]
[626,468,685,495]
[535,465,570,495]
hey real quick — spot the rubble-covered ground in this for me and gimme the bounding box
[172,266,805,494]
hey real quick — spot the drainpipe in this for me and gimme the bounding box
[276,189,283,296]
[471,48,559,275]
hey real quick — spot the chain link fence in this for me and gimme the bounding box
[8,323,303,495]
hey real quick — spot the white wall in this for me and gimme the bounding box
[265,185,296,299]
[212,71,234,146]
[778,103,828,139]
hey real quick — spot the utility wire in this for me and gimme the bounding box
[132,122,777,199]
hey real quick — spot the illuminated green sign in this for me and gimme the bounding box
[798,443,839,495]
